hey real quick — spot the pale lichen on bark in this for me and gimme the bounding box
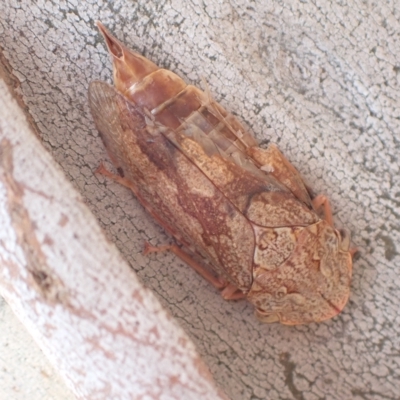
[1,0,400,399]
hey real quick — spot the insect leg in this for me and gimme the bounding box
[312,195,358,257]
[312,194,334,226]
[349,248,358,257]
[144,242,227,290]
[220,283,246,300]
[95,162,131,187]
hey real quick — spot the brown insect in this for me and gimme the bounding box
[89,22,353,325]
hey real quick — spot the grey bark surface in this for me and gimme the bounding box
[1,1,399,399]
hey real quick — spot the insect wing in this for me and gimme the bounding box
[164,124,318,228]
[89,81,255,291]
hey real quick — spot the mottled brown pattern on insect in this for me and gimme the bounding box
[89,22,353,325]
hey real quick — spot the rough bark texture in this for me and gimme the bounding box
[1,1,399,399]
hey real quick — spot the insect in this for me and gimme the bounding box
[89,22,353,325]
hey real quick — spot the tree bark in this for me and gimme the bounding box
[1,1,399,399]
